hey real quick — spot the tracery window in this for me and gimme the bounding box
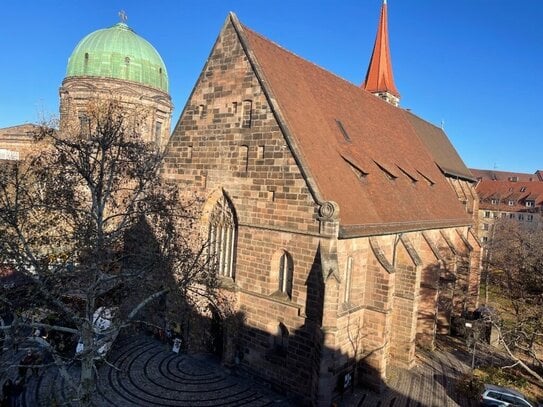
[208,195,237,279]
[278,251,293,298]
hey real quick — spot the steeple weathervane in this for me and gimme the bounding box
[118,10,128,24]
[362,0,400,106]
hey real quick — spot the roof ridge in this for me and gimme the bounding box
[403,109,444,132]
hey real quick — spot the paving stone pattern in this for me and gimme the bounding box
[20,335,291,406]
[342,341,478,407]
[5,335,477,406]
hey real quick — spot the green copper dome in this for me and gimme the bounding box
[66,22,169,93]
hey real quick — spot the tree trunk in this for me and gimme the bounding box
[79,323,95,405]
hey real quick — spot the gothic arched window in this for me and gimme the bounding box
[278,251,293,298]
[208,195,237,279]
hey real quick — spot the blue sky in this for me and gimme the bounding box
[1,1,542,173]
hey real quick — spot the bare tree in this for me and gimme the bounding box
[0,100,218,405]
[485,218,543,383]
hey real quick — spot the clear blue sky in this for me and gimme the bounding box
[1,1,542,173]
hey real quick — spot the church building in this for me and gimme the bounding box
[164,3,481,405]
[0,3,481,405]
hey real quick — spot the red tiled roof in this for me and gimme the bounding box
[362,1,400,97]
[470,168,542,182]
[477,180,543,211]
[405,111,474,181]
[232,16,471,234]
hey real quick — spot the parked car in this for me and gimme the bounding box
[480,384,540,406]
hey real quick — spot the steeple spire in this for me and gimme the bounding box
[362,0,400,106]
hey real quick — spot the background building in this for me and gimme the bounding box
[472,168,543,244]
[0,16,173,156]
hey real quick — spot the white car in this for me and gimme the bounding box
[480,384,539,407]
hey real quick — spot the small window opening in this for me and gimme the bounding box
[257,146,265,159]
[232,102,238,114]
[187,145,193,160]
[79,114,90,136]
[154,121,162,146]
[242,100,252,128]
[335,119,351,142]
[375,161,398,181]
[397,166,418,184]
[239,145,249,173]
[416,170,435,186]
[344,257,353,303]
[278,251,293,298]
[198,104,205,118]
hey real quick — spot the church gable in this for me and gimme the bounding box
[165,17,320,234]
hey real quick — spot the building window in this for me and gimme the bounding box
[484,211,490,218]
[79,114,90,136]
[518,214,525,221]
[344,257,353,304]
[527,214,534,222]
[501,213,507,218]
[155,121,162,145]
[508,200,515,206]
[493,212,499,219]
[509,213,515,219]
[242,100,252,128]
[278,251,293,298]
[491,199,498,205]
[482,223,489,231]
[198,104,205,118]
[482,236,488,243]
[239,145,249,173]
[526,200,534,207]
[520,187,527,192]
[208,195,237,279]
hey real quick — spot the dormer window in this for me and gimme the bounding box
[520,187,527,192]
[508,200,515,206]
[526,200,534,207]
[491,199,498,205]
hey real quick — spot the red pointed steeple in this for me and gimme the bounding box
[363,0,400,106]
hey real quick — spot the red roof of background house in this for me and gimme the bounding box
[362,1,400,97]
[470,168,542,182]
[233,16,471,235]
[476,180,543,212]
